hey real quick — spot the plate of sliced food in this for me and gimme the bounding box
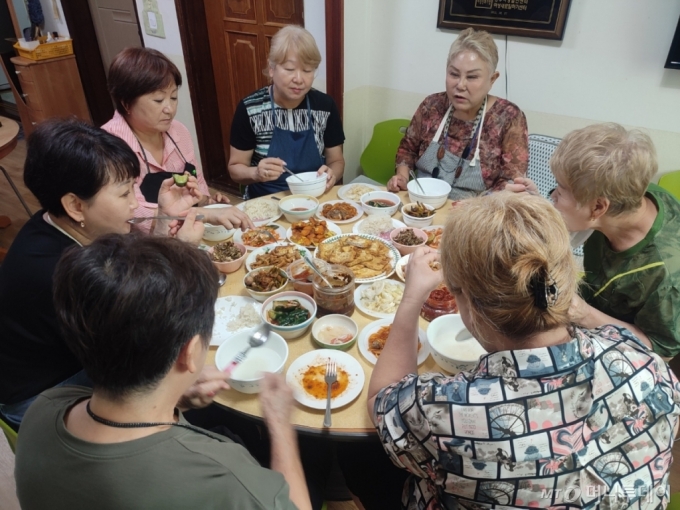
[354,280,405,319]
[287,217,342,248]
[421,225,445,250]
[358,319,429,365]
[211,296,263,346]
[316,233,400,283]
[246,242,311,272]
[316,200,363,224]
[352,215,406,241]
[236,199,282,227]
[286,349,365,409]
[233,224,286,250]
[337,183,382,202]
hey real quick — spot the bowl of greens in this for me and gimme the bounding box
[261,291,317,340]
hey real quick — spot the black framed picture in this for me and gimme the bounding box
[437,0,572,40]
[665,15,680,70]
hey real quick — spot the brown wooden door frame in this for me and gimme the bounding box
[174,0,343,194]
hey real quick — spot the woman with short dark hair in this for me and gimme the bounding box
[15,235,311,510]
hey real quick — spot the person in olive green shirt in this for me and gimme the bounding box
[508,123,680,357]
[15,235,311,510]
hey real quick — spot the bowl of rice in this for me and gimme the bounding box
[237,199,282,227]
[202,204,236,242]
[209,241,247,273]
[286,172,327,198]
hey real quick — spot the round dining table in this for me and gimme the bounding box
[208,184,449,439]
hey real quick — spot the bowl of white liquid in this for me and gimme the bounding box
[427,314,487,373]
[214,329,288,393]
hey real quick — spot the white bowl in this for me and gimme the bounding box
[287,172,327,198]
[407,178,451,209]
[311,314,359,351]
[202,204,236,241]
[243,266,289,302]
[214,330,288,393]
[261,291,317,339]
[360,191,400,216]
[427,314,487,373]
[401,202,436,228]
[278,195,320,222]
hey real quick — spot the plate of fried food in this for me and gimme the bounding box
[287,217,342,248]
[286,349,365,410]
[246,242,311,272]
[358,319,429,365]
[234,224,286,250]
[421,225,444,250]
[316,200,363,224]
[337,183,382,202]
[316,233,400,283]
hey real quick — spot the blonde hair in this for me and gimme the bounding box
[447,27,498,72]
[267,25,321,72]
[440,192,577,342]
[551,123,657,216]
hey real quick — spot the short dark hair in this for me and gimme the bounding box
[23,119,140,217]
[53,234,218,399]
[108,47,182,115]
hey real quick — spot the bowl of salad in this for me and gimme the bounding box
[261,291,317,339]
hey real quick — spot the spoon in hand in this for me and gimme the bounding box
[222,324,271,376]
[282,166,304,182]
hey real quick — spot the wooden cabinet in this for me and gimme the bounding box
[10,55,91,137]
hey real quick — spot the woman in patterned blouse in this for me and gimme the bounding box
[368,192,679,509]
[388,28,528,200]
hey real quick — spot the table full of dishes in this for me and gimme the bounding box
[205,178,483,437]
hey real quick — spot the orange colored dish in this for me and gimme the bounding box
[301,364,350,399]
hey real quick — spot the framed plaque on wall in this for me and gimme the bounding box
[437,0,572,40]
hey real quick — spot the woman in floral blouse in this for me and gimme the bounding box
[388,28,528,199]
[368,192,679,509]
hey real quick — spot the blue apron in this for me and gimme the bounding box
[247,89,323,198]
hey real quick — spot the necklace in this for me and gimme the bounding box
[85,401,225,441]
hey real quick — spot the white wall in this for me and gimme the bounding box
[343,0,680,181]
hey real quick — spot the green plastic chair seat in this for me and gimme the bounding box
[0,416,17,453]
[359,119,410,185]
[658,170,680,201]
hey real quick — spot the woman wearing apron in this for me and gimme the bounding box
[228,25,345,199]
[388,28,529,200]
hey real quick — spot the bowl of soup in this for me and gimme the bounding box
[427,314,487,373]
[360,191,400,217]
[278,195,320,222]
[215,329,289,393]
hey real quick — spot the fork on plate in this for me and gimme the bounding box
[323,360,337,427]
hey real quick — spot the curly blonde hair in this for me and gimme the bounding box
[447,27,499,72]
[550,123,657,216]
[440,192,577,342]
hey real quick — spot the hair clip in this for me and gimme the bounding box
[530,273,559,310]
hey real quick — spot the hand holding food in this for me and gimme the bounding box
[403,247,443,303]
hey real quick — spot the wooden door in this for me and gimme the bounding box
[204,0,304,183]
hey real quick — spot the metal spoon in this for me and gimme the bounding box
[217,272,227,287]
[222,323,271,375]
[408,170,425,194]
[128,214,205,224]
[303,255,333,288]
[283,166,304,182]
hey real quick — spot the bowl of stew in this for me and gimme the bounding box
[209,241,247,273]
[278,195,320,222]
[401,202,436,228]
[389,227,427,255]
[360,191,400,217]
[243,266,289,302]
[261,291,317,339]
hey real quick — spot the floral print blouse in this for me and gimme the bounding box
[396,93,529,191]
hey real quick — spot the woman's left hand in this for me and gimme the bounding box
[158,175,201,215]
[403,247,443,303]
[317,165,337,191]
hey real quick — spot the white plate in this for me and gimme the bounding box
[245,242,312,272]
[395,254,410,282]
[286,220,342,248]
[315,200,364,224]
[286,349,365,410]
[337,183,382,201]
[352,217,406,241]
[354,280,406,319]
[316,233,400,284]
[236,200,282,227]
[234,223,287,251]
[358,318,430,365]
[212,296,263,346]
[421,225,445,250]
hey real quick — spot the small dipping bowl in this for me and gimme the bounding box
[278,194,320,222]
[311,314,359,351]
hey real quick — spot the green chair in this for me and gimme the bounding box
[0,415,18,453]
[668,492,680,509]
[359,119,410,185]
[659,170,680,201]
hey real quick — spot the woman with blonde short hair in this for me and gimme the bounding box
[388,28,528,199]
[228,25,345,198]
[368,192,679,509]
[509,123,680,357]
